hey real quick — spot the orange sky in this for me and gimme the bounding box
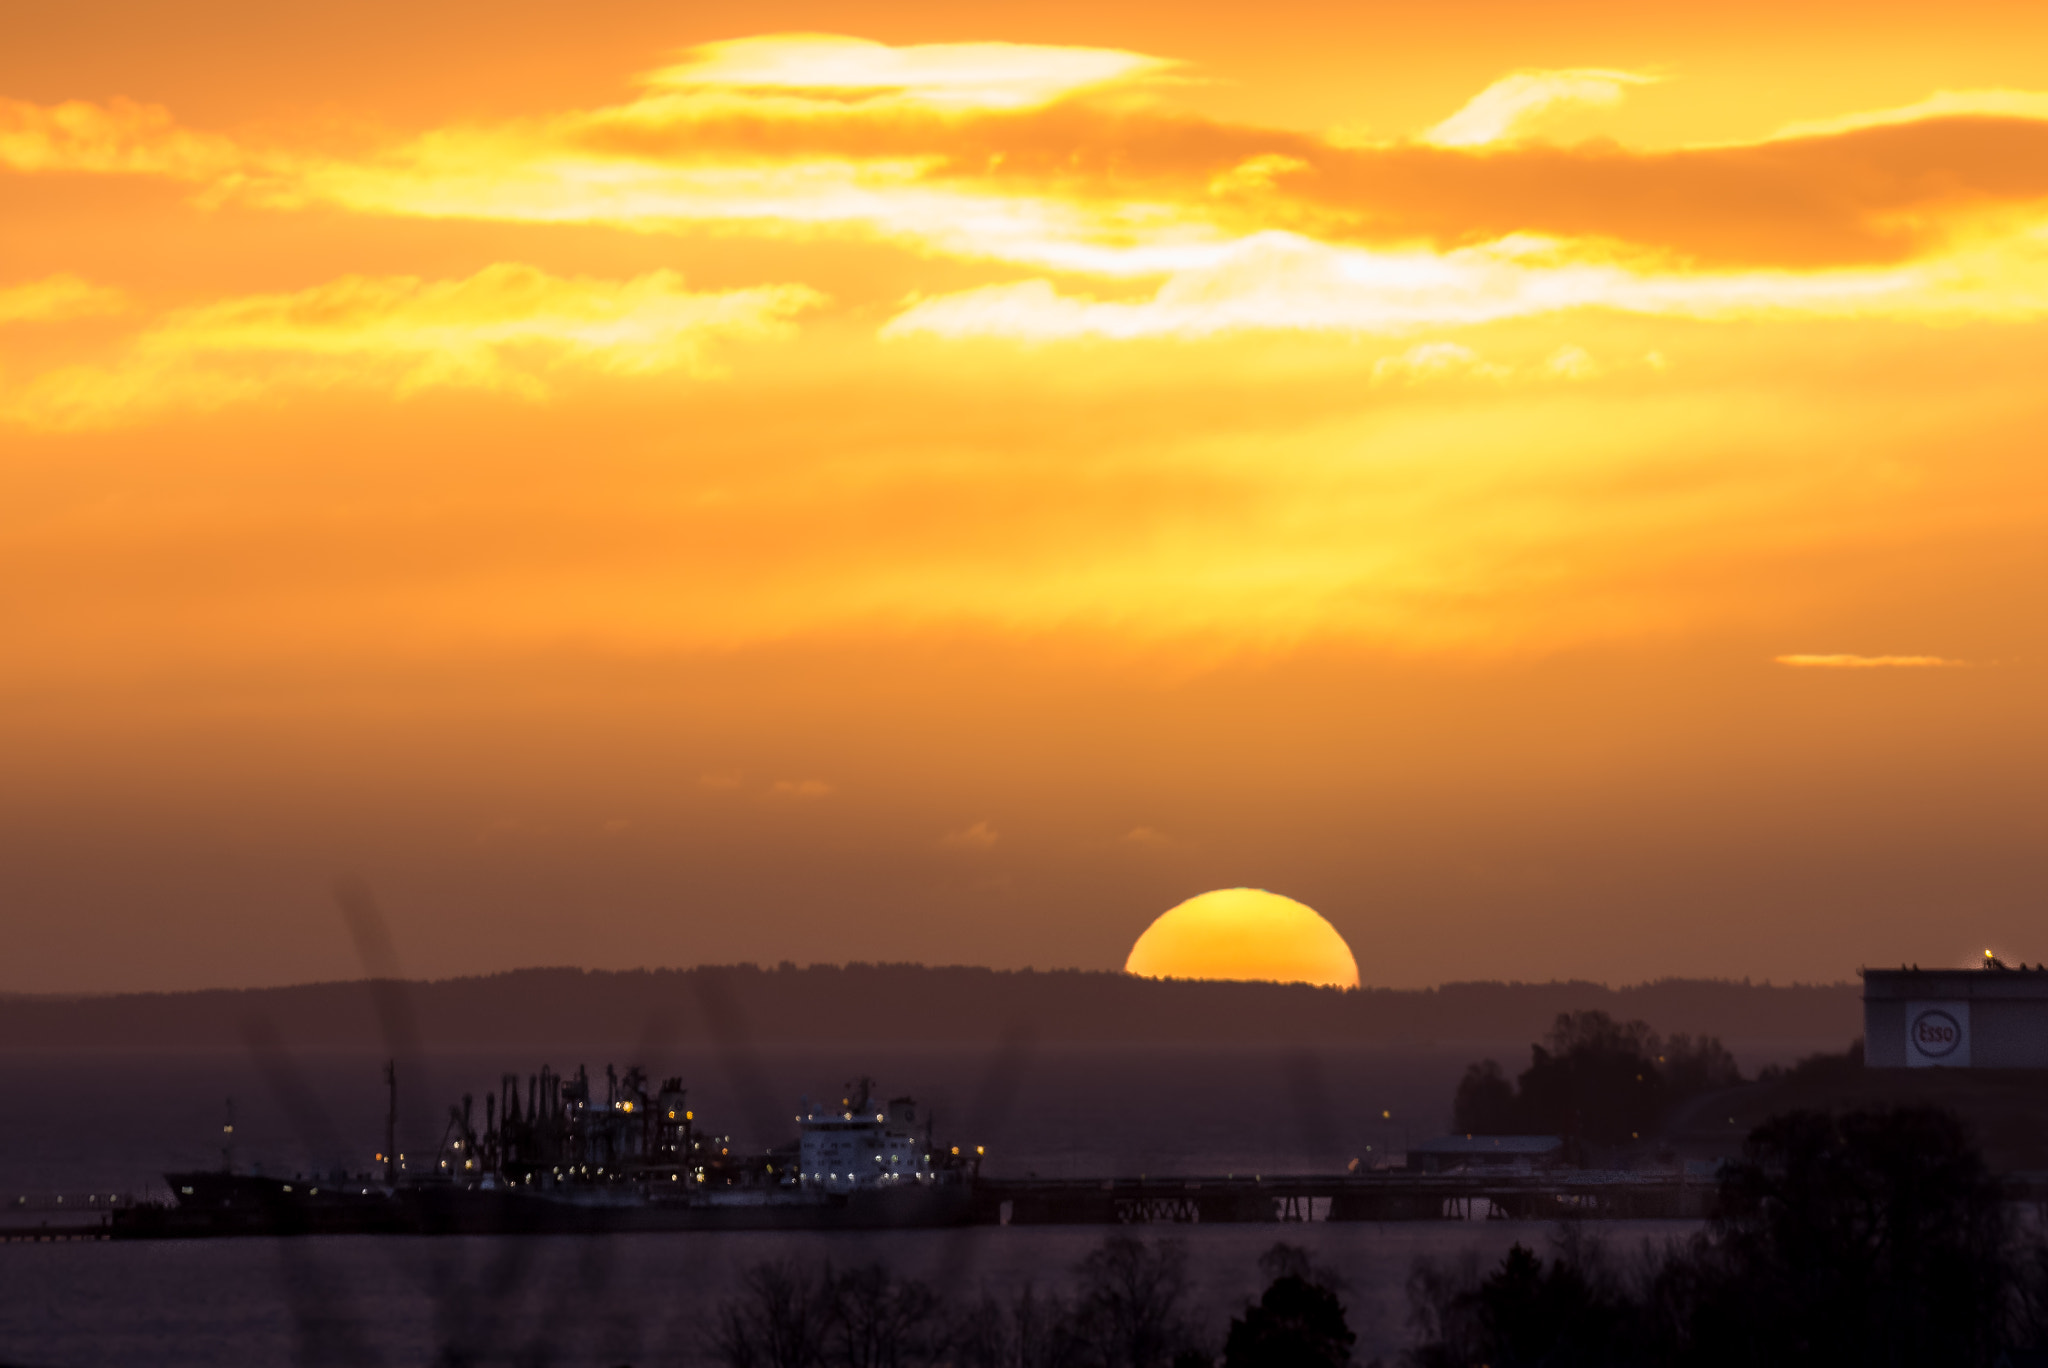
[4,0,2047,993]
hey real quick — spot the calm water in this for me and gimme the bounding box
[0,1046,1705,1366]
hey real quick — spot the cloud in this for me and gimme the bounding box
[2,264,823,429]
[880,232,1941,341]
[766,778,834,800]
[698,771,745,790]
[1543,344,1600,379]
[641,34,1173,112]
[1423,69,1659,148]
[940,821,999,849]
[0,275,127,325]
[1371,341,1508,385]
[0,96,240,179]
[1762,89,2048,143]
[11,49,2048,283]
[1774,654,1969,669]
[1119,827,1174,849]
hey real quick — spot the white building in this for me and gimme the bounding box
[1863,963,2048,1068]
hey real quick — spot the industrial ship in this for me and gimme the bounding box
[123,1066,980,1237]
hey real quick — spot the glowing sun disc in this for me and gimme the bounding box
[1124,888,1359,988]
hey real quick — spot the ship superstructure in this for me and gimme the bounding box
[796,1077,946,1194]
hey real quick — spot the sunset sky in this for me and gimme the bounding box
[5,0,2046,994]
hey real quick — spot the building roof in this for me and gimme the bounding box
[1413,1135,1563,1155]
[1862,966,2048,1002]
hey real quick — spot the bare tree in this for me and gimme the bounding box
[714,1259,834,1368]
[1067,1236,1197,1368]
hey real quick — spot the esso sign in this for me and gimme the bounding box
[1912,1011,1961,1056]
[1906,1002,1970,1067]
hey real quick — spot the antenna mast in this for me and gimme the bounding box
[384,1059,398,1183]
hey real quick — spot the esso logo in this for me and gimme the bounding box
[1912,1010,1963,1057]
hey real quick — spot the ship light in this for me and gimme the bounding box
[977,1147,985,1156]
[668,1111,675,1119]
[686,1112,693,1121]
[697,1174,705,1183]
[951,1147,959,1156]
[282,1185,293,1193]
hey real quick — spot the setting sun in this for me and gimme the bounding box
[1124,889,1360,988]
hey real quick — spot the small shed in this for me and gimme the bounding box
[1408,1135,1565,1174]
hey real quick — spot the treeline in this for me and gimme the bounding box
[0,965,1859,1051]
[712,1238,1354,1368]
[1452,1011,1750,1143]
[710,1106,2048,1368]
[1408,1106,2028,1367]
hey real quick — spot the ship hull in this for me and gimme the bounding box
[119,1174,977,1239]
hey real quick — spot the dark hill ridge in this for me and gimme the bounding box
[0,964,1858,1052]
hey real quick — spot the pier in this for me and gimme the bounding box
[975,1172,1721,1225]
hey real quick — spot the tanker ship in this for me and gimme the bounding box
[123,1065,980,1237]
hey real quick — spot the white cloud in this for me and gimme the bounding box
[1423,69,1659,148]
[881,232,1936,342]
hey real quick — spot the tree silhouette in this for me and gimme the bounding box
[1668,1106,2010,1368]
[1221,1273,1354,1368]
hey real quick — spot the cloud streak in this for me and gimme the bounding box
[1423,69,1659,147]
[1775,654,1970,669]
[9,40,2048,287]
[0,274,127,325]
[2,264,822,429]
